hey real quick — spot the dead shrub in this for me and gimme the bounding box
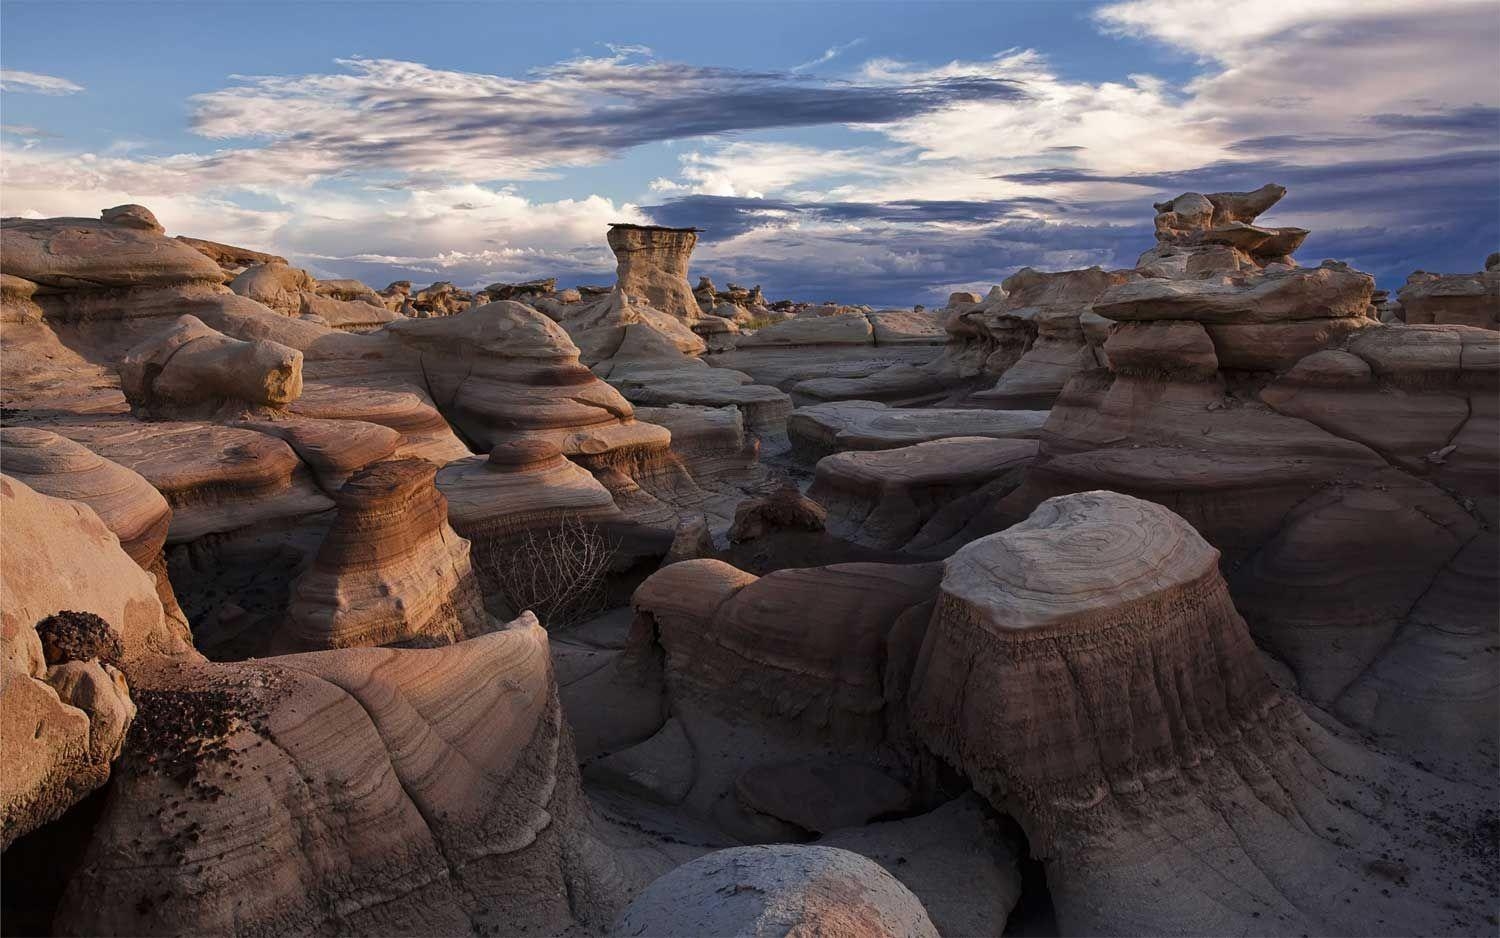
[494,515,615,630]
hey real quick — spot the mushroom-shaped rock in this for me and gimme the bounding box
[607,223,702,322]
[279,458,493,651]
[57,616,624,936]
[0,214,227,290]
[1094,263,1373,324]
[385,299,662,459]
[118,314,303,418]
[809,436,1038,551]
[909,491,1495,936]
[611,844,939,938]
[910,491,1270,850]
[231,415,401,491]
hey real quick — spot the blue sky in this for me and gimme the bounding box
[3,0,1497,304]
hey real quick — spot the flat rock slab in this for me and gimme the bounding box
[789,400,1048,461]
[811,437,1039,550]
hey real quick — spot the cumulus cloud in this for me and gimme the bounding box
[0,69,85,94]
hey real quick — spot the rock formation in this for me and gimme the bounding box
[789,400,1047,461]
[631,558,940,746]
[278,458,493,651]
[810,436,1037,552]
[1397,261,1500,329]
[612,845,940,938]
[909,491,1496,936]
[176,236,287,275]
[57,617,626,936]
[0,428,187,624]
[119,314,304,418]
[0,474,193,847]
[606,223,702,322]
[3,190,1496,938]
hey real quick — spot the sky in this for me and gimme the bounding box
[2,0,1497,305]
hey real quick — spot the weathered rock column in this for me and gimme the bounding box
[607,223,702,322]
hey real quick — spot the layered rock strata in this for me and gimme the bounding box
[57,617,625,936]
[908,491,1497,936]
[279,458,492,651]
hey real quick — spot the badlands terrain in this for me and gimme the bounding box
[0,185,1496,936]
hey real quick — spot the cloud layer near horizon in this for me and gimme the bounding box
[2,1,1496,303]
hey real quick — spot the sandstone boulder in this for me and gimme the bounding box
[909,491,1496,936]
[612,844,938,938]
[118,314,303,418]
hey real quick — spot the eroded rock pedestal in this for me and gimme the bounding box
[606,223,703,323]
[910,492,1496,937]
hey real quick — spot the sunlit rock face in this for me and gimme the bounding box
[606,223,703,323]
[278,458,494,652]
[0,474,197,849]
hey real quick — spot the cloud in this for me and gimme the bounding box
[645,193,1060,240]
[0,69,84,95]
[180,54,1024,185]
[3,4,1495,302]
[792,38,867,73]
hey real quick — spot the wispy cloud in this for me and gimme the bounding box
[792,38,867,73]
[0,69,85,95]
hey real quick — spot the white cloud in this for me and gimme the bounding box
[0,69,85,95]
[792,38,866,73]
[649,142,904,198]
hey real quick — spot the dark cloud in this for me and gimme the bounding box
[997,148,1500,286]
[1366,105,1500,134]
[645,194,1062,241]
[187,57,1026,183]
